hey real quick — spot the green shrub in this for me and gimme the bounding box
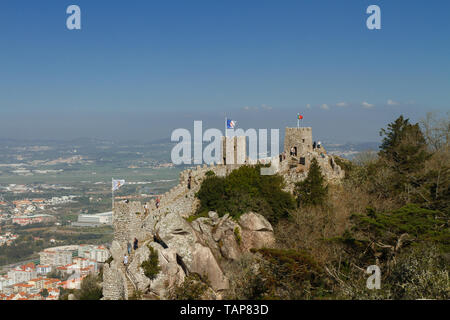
[129,289,143,300]
[75,275,103,300]
[351,204,449,249]
[141,245,161,280]
[294,158,328,207]
[168,274,209,300]
[195,165,295,224]
[250,248,329,299]
[234,227,241,245]
[205,170,216,177]
[105,256,113,266]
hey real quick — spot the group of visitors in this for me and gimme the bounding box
[124,238,139,266]
[313,141,322,150]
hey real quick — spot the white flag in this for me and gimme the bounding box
[112,179,125,191]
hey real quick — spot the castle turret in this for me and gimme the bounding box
[284,127,313,157]
[221,136,246,165]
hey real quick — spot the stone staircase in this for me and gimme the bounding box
[125,271,136,299]
[122,251,139,299]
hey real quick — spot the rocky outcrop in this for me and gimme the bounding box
[190,243,229,291]
[148,243,186,298]
[239,212,276,252]
[103,207,276,300]
[103,151,342,300]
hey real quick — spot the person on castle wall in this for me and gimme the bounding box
[144,203,149,215]
[187,175,192,190]
[313,141,317,150]
[133,238,138,251]
[123,254,128,266]
[317,141,321,149]
[127,241,132,255]
[155,197,160,209]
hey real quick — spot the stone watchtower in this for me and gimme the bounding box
[221,136,246,165]
[284,127,313,157]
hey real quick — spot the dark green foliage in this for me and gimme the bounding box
[379,115,431,189]
[294,158,328,207]
[129,289,143,300]
[76,275,103,300]
[141,245,161,280]
[168,274,209,300]
[380,115,429,167]
[333,156,355,177]
[234,227,241,245]
[195,165,295,224]
[58,287,76,300]
[351,204,449,250]
[46,269,67,280]
[105,256,113,266]
[386,245,449,299]
[205,170,216,177]
[250,248,329,299]
[0,233,50,265]
[40,288,49,298]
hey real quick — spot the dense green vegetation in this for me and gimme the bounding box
[141,245,161,280]
[0,234,48,266]
[223,113,449,300]
[168,274,210,300]
[294,158,328,207]
[195,165,295,224]
[74,274,103,300]
[0,226,113,267]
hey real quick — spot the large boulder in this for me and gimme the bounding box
[191,217,220,258]
[238,212,275,252]
[156,211,197,266]
[189,243,229,292]
[192,213,241,261]
[212,215,241,261]
[239,212,273,232]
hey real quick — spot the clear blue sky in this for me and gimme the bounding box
[0,0,449,142]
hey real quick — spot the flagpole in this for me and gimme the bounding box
[112,178,114,211]
[225,117,227,137]
[297,114,299,128]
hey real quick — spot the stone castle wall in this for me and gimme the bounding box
[221,136,246,165]
[284,127,313,155]
[104,128,344,300]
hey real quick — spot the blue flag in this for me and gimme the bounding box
[226,119,236,129]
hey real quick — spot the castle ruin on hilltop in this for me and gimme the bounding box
[102,126,344,300]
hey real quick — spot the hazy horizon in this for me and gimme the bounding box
[1,1,448,143]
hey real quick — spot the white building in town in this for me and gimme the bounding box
[78,245,110,263]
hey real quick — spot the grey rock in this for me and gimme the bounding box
[190,243,229,292]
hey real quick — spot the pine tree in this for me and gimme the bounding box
[295,158,328,207]
[379,115,431,195]
[379,115,430,174]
